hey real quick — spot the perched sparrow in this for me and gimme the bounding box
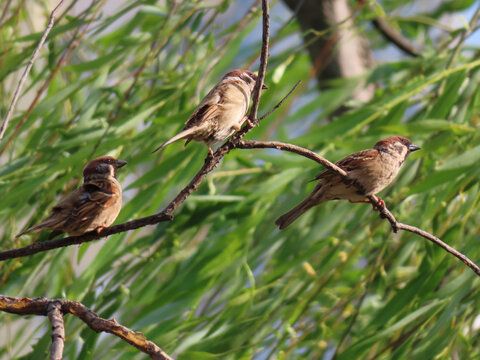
[16,156,127,239]
[153,69,268,155]
[275,136,421,229]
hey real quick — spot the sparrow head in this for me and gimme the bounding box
[374,136,421,159]
[83,156,127,180]
[223,69,268,92]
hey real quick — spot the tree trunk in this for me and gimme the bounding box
[283,0,375,103]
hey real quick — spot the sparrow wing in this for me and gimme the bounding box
[183,82,231,129]
[41,180,118,232]
[65,179,118,223]
[312,149,379,181]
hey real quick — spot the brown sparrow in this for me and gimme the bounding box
[275,136,421,229]
[153,69,268,155]
[16,156,127,239]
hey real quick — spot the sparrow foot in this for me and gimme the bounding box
[371,197,386,211]
[95,226,108,234]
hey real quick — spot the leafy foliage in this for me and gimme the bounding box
[1,0,480,359]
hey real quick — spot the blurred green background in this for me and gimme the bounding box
[1,0,480,359]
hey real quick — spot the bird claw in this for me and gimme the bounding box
[95,226,107,233]
[371,197,385,211]
[245,118,254,128]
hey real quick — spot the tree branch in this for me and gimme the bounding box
[236,139,480,277]
[47,301,65,360]
[0,0,65,143]
[259,80,301,121]
[0,296,172,360]
[372,16,421,58]
[0,213,173,261]
[248,0,269,125]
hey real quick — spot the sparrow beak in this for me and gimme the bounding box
[262,83,268,90]
[408,143,421,152]
[115,160,127,168]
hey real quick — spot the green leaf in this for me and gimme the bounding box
[437,144,480,170]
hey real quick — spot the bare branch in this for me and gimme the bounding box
[0,0,65,143]
[238,140,347,175]
[0,0,14,27]
[0,212,173,261]
[47,301,65,360]
[372,16,421,57]
[370,199,480,276]
[248,0,270,124]
[0,296,172,360]
[236,139,480,277]
[259,80,302,121]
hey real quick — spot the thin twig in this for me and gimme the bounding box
[258,80,301,121]
[0,296,172,360]
[0,0,14,27]
[236,139,480,277]
[373,203,480,276]
[372,16,421,57]
[0,0,65,143]
[238,140,347,175]
[47,301,65,360]
[248,0,269,124]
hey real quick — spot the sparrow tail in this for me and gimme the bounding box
[16,215,64,238]
[16,223,44,237]
[152,127,198,153]
[275,198,318,230]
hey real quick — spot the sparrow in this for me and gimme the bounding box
[153,69,268,155]
[16,156,127,239]
[275,136,421,230]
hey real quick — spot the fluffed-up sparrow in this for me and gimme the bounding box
[275,136,421,229]
[153,69,268,155]
[17,156,127,239]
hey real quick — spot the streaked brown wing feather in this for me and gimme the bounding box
[184,103,219,130]
[74,179,117,220]
[59,180,117,230]
[18,178,121,237]
[312,149,378,181]
[183,82,232,129]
